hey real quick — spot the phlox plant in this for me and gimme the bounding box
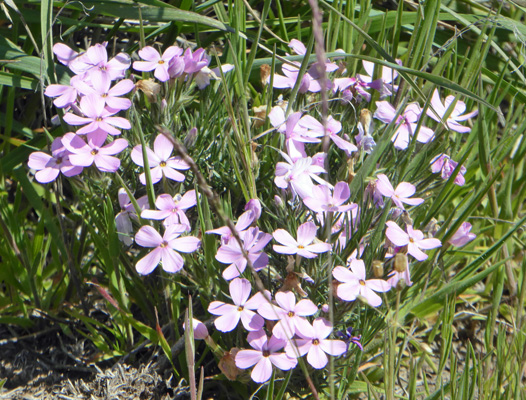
[20,6,509,397]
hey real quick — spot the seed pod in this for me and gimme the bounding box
[394,253,408,273]
[372,260,384,278]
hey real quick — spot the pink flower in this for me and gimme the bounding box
[134,224,200,275]
[183,318,209,340]
[206,208,257,244]
[430,154,466,186]
[131,134,190,185]
[268,108,321,160]
[207,278,266,332]
[235,330,297,383]
[257,291,317,340]
[448,222,476,247]
[357,60,402,97]
[285,318,347,369]
[273,221,331,259]
[183,48,209,74]
[62,131,128,173]
[303,182,354,213]
[72,74,134,111]
[27,137,83,183]
[215,227,272,280]
[69,43,130,81]
[427,89,478,133]
[298,115,358,156]
[274,152,328,199]
[115,189,149,246]
[375,174,424,209]
[374,101,434,150]
[141,190,197,230]
[133,46,183,82]
[333,259,391,307]
[63,94,131,135]
[385,221,442,261]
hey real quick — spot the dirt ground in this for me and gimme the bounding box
[0,304,501,400]
[0,321,183,400]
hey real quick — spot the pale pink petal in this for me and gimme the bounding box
[35,168,60,183]
[307,345,329,369]
[332,266,357,283]
[416,238,442,250]
[273,229,298,247]
[275,291,296,312]
[407,243,429,261]
[366,279,391,293]
[296,221,317,245]
[337,282,360,302]
[135,225,162,247]
[240,310,265,331]
[230,278,252,306]
[94,155,120,172]
[295,299,317,316]
[349,259,366,280]
[153,134,174,161]
[136,248,162,275]
[269,353,297,370]
[251,358,273,383]
[138,46,161,62]
[319,339,347,356]
[385,221,409,246]
[360,286,383,307]
[213,308,241,332]
[235,349,262,369]
[169,236,200,253]
[160,247,184,273]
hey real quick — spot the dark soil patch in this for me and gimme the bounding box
[0,321,182,400]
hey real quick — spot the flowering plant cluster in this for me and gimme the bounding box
[27,36,479,390]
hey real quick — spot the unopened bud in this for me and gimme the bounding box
[394,253,408,273]
[321,304,329,313]
[184,127,198,148]
[372,260,383,278]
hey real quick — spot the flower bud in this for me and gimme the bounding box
[372,260,383,278]
[394,253,408,273]
[184,127,198,148]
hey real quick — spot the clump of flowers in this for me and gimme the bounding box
[26,35,481,391]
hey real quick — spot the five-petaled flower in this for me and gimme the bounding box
[208,278,266,332]
[131,134,190,185]
[427,89,478,133]
[333,259,391,307]
[135,224,200,275]
[385,221,442,261]
[235,330,297,383]
[285,318,347,369]
[273,221,332,259]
